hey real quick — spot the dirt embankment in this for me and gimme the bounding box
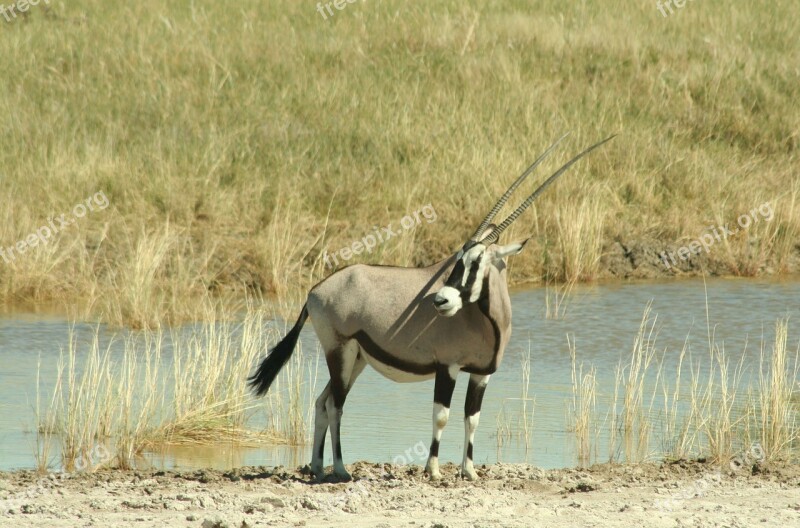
[1,460,799,527]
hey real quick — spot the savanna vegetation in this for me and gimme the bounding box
[1,1,797,472]
[1,0,798,328]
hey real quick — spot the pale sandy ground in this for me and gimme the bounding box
[1,460,799,527]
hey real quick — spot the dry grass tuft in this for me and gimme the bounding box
[41,303,316,470]
[570,304,800,467]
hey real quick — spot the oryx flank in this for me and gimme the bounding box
[249,134,614,481]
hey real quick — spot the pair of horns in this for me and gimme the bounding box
[471,133,616,246]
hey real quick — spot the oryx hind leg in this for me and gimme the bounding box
[425,364,459,480]
[310,381,331,478]
[461,373,490,480]
[323,340,366,481]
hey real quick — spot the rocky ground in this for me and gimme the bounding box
[1,459,799,527]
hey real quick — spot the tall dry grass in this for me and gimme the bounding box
[40,305,317,470]
[0,1,799,326]
[750,320,800,459]
[567,307,800,467]
[569,336,597,467]
[619,304,661,463]
[496,344,535,450]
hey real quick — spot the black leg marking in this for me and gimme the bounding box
[430,439,440,458]
[334,428,343,460]
[464,376,488,417]
[317,435,325,460]
[433,365,457,407]
[327,352,347,409]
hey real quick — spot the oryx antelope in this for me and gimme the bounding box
[249,134,614,481]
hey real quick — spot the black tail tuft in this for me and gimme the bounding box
[248,304,309,397]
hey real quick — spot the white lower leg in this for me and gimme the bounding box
[461,412,480,480]
[425,402,449,479]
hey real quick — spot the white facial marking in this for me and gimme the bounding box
[434,286,462,316]
[460,245,488,302]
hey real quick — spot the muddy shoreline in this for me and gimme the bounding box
[2,459,798,527]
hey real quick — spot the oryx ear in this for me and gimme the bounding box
[492,239,529,262]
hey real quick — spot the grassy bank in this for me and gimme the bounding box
[1,0,799,326]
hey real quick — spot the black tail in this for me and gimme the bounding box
[248,304,309,397]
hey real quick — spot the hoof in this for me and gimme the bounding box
[460,467,479,481]
[333,468,352,481]
[424,463,442,481]
[310,464,325,481]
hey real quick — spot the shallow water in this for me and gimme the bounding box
[1,277,799,472]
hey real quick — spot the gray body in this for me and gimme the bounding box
[307,257,511,381]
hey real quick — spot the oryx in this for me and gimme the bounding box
[249,134,614,481]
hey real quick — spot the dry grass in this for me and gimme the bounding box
[568,305,800,467]
[749,320,800,459]
[544,279,575,320]
[495,344,535,450]
[33,357,59,473]
[569,336,598,467]
[40,304,316,470]
[619,304,661,463]
[0,1,798,326]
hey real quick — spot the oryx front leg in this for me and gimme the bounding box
[324,342,365,481]
[461,374,489,480]
[425,364,458,480]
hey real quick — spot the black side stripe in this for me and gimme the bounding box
[350,330,436,376]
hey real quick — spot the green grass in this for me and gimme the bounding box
[1,1,798,325]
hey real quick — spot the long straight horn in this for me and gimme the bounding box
[469,132,570,241]
[482,134,616,245]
